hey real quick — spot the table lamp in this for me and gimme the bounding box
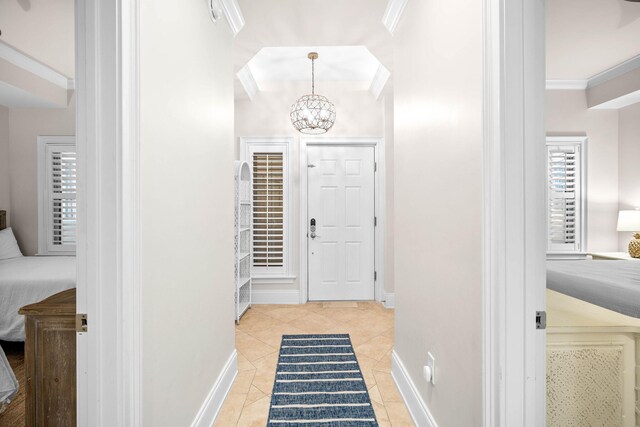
[616,210,640,258]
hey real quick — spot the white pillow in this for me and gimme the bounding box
[0,228,23,260]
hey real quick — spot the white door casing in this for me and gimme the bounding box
[483,0,546,425]
[307,146,375,301]
[76,0,142,425]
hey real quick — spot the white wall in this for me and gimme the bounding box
[393,0,483,424]
[546,90,619,251]
[618,102,640,250]
[383,89,394,294]
[235,83,392,296]
[139,0,236,425]
[7,99,76,255]
[0,107,9,222]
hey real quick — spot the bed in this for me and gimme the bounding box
[0,210,77,342]
[0,210,77,413]
[547,260,640,318]
[0,256,76,341]
[546,260,640,427]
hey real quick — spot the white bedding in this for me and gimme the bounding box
[0,256,76,341]
[547,260,640,318]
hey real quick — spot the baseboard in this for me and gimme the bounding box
[252,289,300,304]
[384,293,395,308]
[391,350,438,427]
[190,350,238,427]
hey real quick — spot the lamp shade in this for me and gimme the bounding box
[616,210,640,231]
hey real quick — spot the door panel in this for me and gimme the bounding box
[307,146,375,301]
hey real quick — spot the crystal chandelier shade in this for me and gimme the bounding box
[290,53,336,134]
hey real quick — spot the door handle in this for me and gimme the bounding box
[310,218,319,239]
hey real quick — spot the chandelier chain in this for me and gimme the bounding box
[311,57,315,96]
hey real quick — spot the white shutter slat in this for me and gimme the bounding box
[252,152,285,268]
[546,142,583,254]
[49,147,77,250]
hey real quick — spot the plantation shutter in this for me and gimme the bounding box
[252,152,284,270]
[547,142,583,254]
[47,144,77,252]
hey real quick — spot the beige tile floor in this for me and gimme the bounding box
[214,301,415,427]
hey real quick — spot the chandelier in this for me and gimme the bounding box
[290,52,336,134]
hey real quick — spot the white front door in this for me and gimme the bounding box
[307,146,375,301]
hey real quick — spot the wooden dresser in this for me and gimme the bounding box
[19,289,76,427]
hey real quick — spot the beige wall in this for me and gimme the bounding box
[139,0,236,425]
[7,99,76,255]
[393,0,483,424]
[0,106,9,223]
[235,83,393,295]
[546,90,619,251]
[0,0,75,77]
[618,102,640,250]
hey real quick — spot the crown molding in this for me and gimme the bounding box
[220,0,244,36]
[588,54,640,89]
[382,0,409,34]
[236,64,258,100]
[0,40,74,90]
[547,54,640,92]
[545,79,588,90]
[369,64,391,100]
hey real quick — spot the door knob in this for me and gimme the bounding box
[310,232,321,239]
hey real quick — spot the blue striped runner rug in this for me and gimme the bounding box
[267,334,378,426]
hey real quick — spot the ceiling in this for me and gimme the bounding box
[0,80,62,108]
[234,0,392,99]
[546,0,640,80]
[0,0,74,108]
[0,0,75,78]
[248,46,381,87]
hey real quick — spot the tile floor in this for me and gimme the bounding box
[214,301,415,427]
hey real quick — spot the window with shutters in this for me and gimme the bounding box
[240,138,293,279]
[37,136,77,255]
[546,136,587,259]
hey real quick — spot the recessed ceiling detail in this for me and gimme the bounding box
[237,46,389,101]
[0,41,73,108]
[382,0,409,34]
[546,0,640,80]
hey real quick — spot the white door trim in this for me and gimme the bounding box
[483,0,546,425]
[299,137,385,304]
[76,0,142,425]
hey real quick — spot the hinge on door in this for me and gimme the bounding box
[374,217,377,226]
[374,162,377,172]
[374,271,377,281]
[76,313,87,332]
[535,311,546,330]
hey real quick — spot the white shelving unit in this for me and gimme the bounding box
[234,161,252,323]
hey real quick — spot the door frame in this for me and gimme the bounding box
[75,0,545,422]
[75,0,142,424]
[299,137,385,304]
[483,0,546,425]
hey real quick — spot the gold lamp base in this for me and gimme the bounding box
[628,232,640,258]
